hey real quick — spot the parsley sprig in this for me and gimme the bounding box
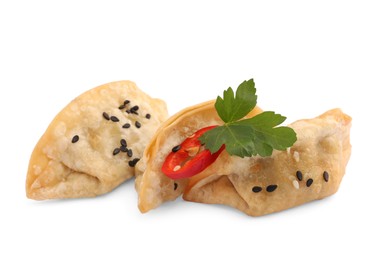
[199,79,297,158]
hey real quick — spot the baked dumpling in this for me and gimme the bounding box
[135,100,262,212]
[26,80,168,200]
[136,101,351,216]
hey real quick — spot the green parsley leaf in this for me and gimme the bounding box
[215,79,257,123]
[199,115,297,158]
[199,80,297,158]
[238,112,297,151]
[199,124,256,157]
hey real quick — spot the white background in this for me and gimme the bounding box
[1,1,389,259]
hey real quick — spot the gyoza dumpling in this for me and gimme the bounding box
[135,100,262,212]
[184,109,351,216]
[26,80,168,200]
[136,102,351,216]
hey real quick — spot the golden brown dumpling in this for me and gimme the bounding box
[184,109,351,216]
[136,102,351,216]
[135,100,262,212]
[26,80,168,200]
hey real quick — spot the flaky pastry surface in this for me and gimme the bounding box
[26,80,168,200]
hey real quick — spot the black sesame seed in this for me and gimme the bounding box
[174,183,178,191]
[120,146,128,152]
[103,112,110,120]
[323,171,329,182]
[172,145,181,152]
[252,186,262,193]
[296,171,303,181]
[125,109,131,114]
[118,104,126,110]
[120,139,127,147]
[128,158,140,167]
[266,185,278,192]
[146,113,151,119]
[129,106,139,115]
[135,121,141,128]
[127,149,133,157]
[113,148,121,156]
[71,135,79,143]
[306,178,313,187]
[122,123,130,129]
[110,116,119,122]
[124,100,130,105]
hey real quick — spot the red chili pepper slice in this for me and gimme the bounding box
[161,125,225,179]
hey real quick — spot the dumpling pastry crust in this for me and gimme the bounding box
[135,100,262,213]
[136,103,351,216]
[26,80,168,200]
